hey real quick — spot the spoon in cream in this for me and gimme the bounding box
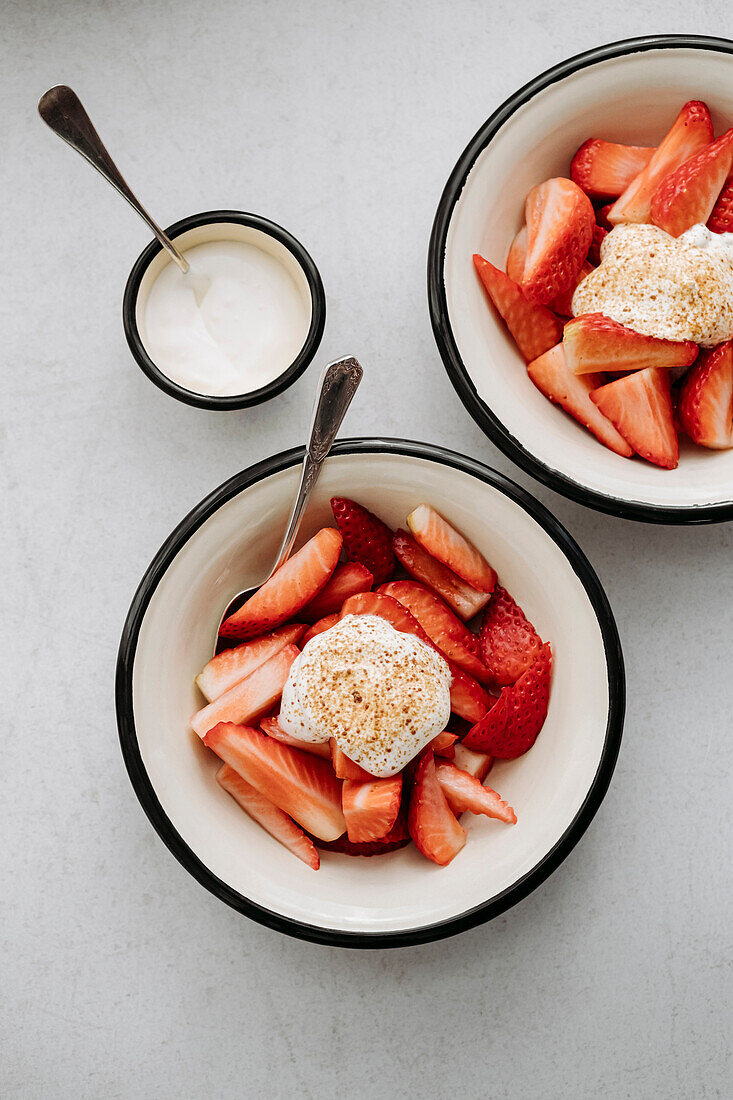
[38,85,211,303]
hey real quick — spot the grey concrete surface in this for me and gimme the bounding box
[2,2,731,1097]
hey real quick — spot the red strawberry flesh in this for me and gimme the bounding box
[474,253,562,362]
[393,529,490,620]
[191,645,300,738]
[331,497,395,585]
[563,313,698,375]
[464,643,552,759]
[522,177,595,305]
[216,763,320,869]
[571,139,655,200]
[590,367,679,468]
[408,752,467,865]
[479,585,542,686]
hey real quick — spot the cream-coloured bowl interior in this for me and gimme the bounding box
[444,46,733,512]
[129,450,615,935]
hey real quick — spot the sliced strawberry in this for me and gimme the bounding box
[596,204,614,231]
[196,624,306,702]
[522,178,595,305]
[378,580,490,683]
[506,226,527,282]
[608,100,713,225]
[219,527,343,640]
[314,809,410,856]
[571,139,655,200]
[216,763,320,869]
[563,313,698,375]
[708,177,733,233]
[678,341,733,449]
[473,254,562,362]
[406,504,497,595]
[330,497,395,585]
[343,774,403,843]
[301,613,340,645]
[260,715,331,759]
[527,343,634,457]
[651,127,733,237]
[449,666,493,724]
[550,261,594,318]
[464,643,552,759]
[588,224,608,266]
[393,530,490,620]
[408,751,466,865]
[435,763,516,824]
[479,585,542,686]
[330,741,374,781]
[204,722,346,841]
[590,367,679,468]
[430,731,458,757]
[300,561,373,623]
[191,645,299,738]
[452,742,493,782]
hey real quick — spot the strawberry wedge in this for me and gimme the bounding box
[191,645,299,738]
[563,313,698,376]
[590,367,679,469]
[219,527,343,640]
[260,715,332,759]
[300,561,373,623]
[506,226,528,282]
[393,529,490,620]
[571,139,655,200]
[196,624,306,702]
[216,764,320,869]
[302,613,340,645]
[343,775,403,843]
[435,763,516,824]
[330,497,395,585]
[330,741,374,781]
[204,722,346,841]
[406,504,497,595]
[608,100,713,225]
[651,127,733,237]
[449,667,492,724]
[527,343,634,458]
[464,643,552,759]
[452,742,493,782]
[479,585,542,686]
[708,177,733,233]
[473,254,562,363]
[678,341,733,449]
[408,752,466,866]
[522,177,595,305]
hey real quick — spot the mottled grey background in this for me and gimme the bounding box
[2,2,731,1097]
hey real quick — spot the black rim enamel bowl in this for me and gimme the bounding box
[123,210,326,410]
[116,439,625,948]
[428,35,733,524]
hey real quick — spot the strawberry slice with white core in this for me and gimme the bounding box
[378,579,490,683]
[300,561,373,623]
[708,177,733,233]
[216,763,320,869]
[563,313,698,376]
[527,343,634,458]
[393,529,490,620]
[406,504,497,595]
[571,139,656,200]
[191,645,299,738]
[219,527,343,640]
[608,100,713,225]
[464,643,552,759]
[408,751,467,866]
[506,226,527,282]
[435,763,516,824]
[473,254,562,363]
[590,367,679,469]
[678,341,733,449]
[301,613,340,645]
[204,722,346,841]
[522,178,595,305]
[330,741,374,782]
[452,742,493,782]
[260,715,332,759]
[651,127,733,237]
[342,774,403,843]
[196,624,306,702]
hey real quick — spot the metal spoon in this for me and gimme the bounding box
[38,84,210,301]
[215,355,363,652]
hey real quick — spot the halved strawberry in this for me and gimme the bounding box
[522,178,595,305]
[301,613,340,645]
[196,624,306,702]
[590,367,679,468]
[330,741,374,781]
[473,254,562,363]
[435,762,516,824]
[343,774,403,843]
[300,561,373,623]
[393,530,491,620]
[571,139,656,200]
[550,261,594,318]
[260,715,331,759]
[506,226,527,282]
[708,177,733,233]
[378,580,490,683]
[191,645,300,738]
[608,101,713,225]
[330,498,395,585]
[204,722,346,841]
[449,667,493,724]
[431,731,458,757]
[678,341,733,449]
[216,763,320,869]
[527,343,634,457]
[452,742,493,782]
[563,313,698,375]
[508,226,593,319]
[588,224,608,266]
[408,751,467,865]
[479,585,542,686]
[464,643,552,759]
[406,504,497,595]
[219,527,343,640]
[314,810,410,856]
[651,127,733,237]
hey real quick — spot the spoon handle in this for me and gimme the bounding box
[37,84,189,273]
[270,357,363,576]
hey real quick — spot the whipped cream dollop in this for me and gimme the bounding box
[572,223,733,347]
[279,614,452,778]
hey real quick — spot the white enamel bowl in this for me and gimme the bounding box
[428,35,733,523]
[116,441,624,946]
